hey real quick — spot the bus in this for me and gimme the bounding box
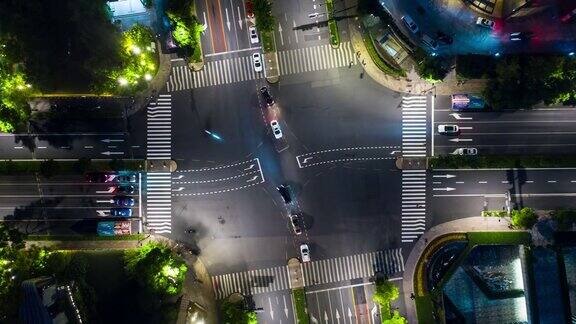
[451,94,486,111]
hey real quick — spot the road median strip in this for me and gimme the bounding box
[292,288,310,324]
[0,159,145,175]
[430,155,576,169]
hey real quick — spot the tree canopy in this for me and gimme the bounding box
[0,41,32,132]
[511,207,538,229]
[253,0,275,33]
[373,278,399,307]
[221,299,258,324]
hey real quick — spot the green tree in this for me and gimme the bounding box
[373,278,399,307]
[253,0,275,33]
[551,208,576,230]
[383,310,408,324]
[124,242,187,296]
[511,207,538,229]
[221,299,257,324]
[413,49,450,82]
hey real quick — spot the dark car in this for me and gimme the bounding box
[289,214,303,235]
[115,174,137,183]
[110,208,132,217]
[277,184,292,204]
[113,196,135,207]
[114,185,136,194]
[510,31,533,41]
[85,172,115,183]
[260,87,275,106]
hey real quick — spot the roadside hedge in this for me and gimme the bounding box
[429,155,576,169]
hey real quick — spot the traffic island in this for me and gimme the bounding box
[288,258,309,323]
[262,31,279,83]
[146,159,177,172]
[325,0,340,49]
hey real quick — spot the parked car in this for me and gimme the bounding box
[509,31,533,41]
[300,244,311,262]
[277,184,292,204]
[260,87,275,106]
[437,124,459,135]
[476,17,495,29]
[289,214,303,235]
[252,52,263,72]
[114,184,136,194]
[97,221,132,236]
[453,148,478,155]
[249,26,259,44]
[401,15,419,34]
[113,196,135,207]
[421,34,438,50]
[85,172,115,183]
[110,208,132,217]
[270,120,283,139]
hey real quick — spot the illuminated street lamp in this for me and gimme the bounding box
[144,73,152,81]
[118,77,128,86]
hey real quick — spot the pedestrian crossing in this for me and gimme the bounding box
[165,42,357,92]
[402,170,427,243]
[278,41,356,76]
[211,249,404,299]
[301,248,404,287]
[402,96,428,157]
[147,95,171,160]
[145,172,172,234]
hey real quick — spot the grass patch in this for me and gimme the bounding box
[482,210,508,218]
[27,234,145,241]
[262,31,276,53]
[429,155,576,169]
[467,231,532,245]
[361,33,405,78]
[0,159,145,175]
[415,295,435,324]
[292,288,310,324]
[328,20,340,47]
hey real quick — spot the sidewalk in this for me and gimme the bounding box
[401,216,513,324]
[347,19,488,96]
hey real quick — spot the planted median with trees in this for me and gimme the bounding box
[429,154,576,169]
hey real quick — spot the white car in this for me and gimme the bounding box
[437,124,459,135]
[476,17,495,29]
[270,120,283,139]
[249,26,259,44]
[300,244,310,262]
[252,52,263,72]
[453,148,478,155]
[401,15,419,34]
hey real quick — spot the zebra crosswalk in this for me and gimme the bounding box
[301,249,404,287]
[278,41,356,76]
[166,42,357,92]
[145,172,172,234]
[402,96,428,157]
[402,170,427,243]
[211,249,404,299]
[147,95,171,160]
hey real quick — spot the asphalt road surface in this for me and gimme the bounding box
[430,168,576,227]
[433,96,576,156]
[0,174,143,235]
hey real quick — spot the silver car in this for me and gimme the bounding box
[476,17,495,29]
[437,124,459,135]
[453,148,477,155]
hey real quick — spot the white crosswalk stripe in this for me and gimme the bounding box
[147,95,171,160]
[278,41,356,76]
[402,170,427,242]
[210,249,404,299]
[302,249,404,286]
[145,172,172,234]
[402,96,428,158]
[166,42,357,92]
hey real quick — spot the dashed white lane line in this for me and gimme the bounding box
[84,146,94,149]
[297,145,400,158]
[478,181,487,184]
[548,180,557,183]
[173,170,259,184]
[176,158,256,173]
[37,146,47,149]
[298,157,395,168]
[172,179,265,197]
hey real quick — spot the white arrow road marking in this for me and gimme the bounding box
[283,295,288,318]
[324,311,328,323]
[278,23,284,46]
[433,187,456,191]
[336,310,341,324]
[311,315,318,323]
[269,297,274,319]
[348,308,353,319]
[302,157,313,164]
[172,175,184,180]
[433,174,456,178]
[293,20,298,43]
[101,151,124,156]
[246,175,259,183]
[450,113,472,120]
[202,12,208,32]
[96,187,116,194]
[237,6,243,29]
[96,199,114,203]
[244,164,255,171]
[101,139,124,143]
[449,138,473,142]
[390,150,401,155]
[96,210,108,216]
[225,8,231,31]
[172,187,185,192]
[459,126,473,130]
